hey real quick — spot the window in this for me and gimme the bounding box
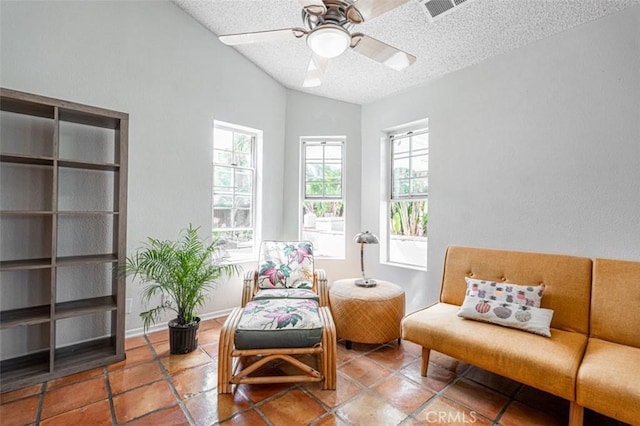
[388,128,428,268]
[213,121,260,261]
[300,138,345,259]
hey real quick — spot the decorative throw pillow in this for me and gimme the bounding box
[457,295,554,337]
[464,277,545,308]
[257,241,314,289]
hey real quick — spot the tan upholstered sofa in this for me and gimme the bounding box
[575,258,640,425]
[401,246,640,425]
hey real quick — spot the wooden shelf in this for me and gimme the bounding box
[0,88,128,392]
[55,337,123,371]
[55,254,118,267]
[55,296,116,320]
[0,210,54,216]
[57,158,119,172]
[0,305,51,329]
[0,257,53,271]
[0,351,51,384]
[0,153,55,167]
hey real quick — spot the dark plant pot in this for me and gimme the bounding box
[168,317,200,354]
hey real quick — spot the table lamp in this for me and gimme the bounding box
[354,231,379,287]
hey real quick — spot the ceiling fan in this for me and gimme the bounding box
[218,0,417,88]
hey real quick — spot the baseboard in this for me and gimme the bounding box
[125,308,234,339]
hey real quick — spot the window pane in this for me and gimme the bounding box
[213,206,232,228]
[306,164,323,180]
[393,158,410,180]
[214,128,233,151]
[234,208,252,228]
[393,138,410,155]
[389,200,428,237]
[235,170,252,194]
[213,149,232,165]
[306,182,324,197]
[214,166,233,191]
[235,195,251,209]
[412,154,428,177]
[305,145,323,160]
[412,133,428,153]
[324,146,341,160]
[235,152,252,167]
[325,182,341,197]
[215,229,253,250]
[234,133,252,153]
[324,164,341,181]
[411,178,428,195]
[213,195,233,208]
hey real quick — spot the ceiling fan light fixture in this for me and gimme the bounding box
[307,25,351,58]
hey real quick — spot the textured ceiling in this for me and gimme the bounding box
[173,0,640,105]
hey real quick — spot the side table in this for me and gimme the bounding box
[328,279,405,349]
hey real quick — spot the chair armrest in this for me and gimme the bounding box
[316,269,329,306]
[242,270,258,307]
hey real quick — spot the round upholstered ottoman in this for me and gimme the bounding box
[328,279,405,348]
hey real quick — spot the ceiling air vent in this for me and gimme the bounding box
[420,0,470,21]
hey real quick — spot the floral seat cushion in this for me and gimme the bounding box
[257,241,314,289]
[235,298,323,350]
[253,288,319,301]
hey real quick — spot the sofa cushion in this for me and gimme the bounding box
[235,298,323,349]
[253,288,319,301]
[401,302,587,400]
[257,241,314,289]
[457,295,553,337]
[591,258,640,348]
[439,246,592,334]
[577,338,640,425]
[464,277,545,307]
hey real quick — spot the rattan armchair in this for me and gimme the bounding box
[218,241,336,394]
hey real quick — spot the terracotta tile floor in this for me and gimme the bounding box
[0,317,629,425]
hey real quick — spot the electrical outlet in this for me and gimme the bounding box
[125,298,133,314]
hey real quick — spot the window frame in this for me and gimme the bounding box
[212,120,262,263]
[384,125,429,270]
[299,136,346,260]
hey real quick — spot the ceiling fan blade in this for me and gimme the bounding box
[351,33,416,71]
[298,0,327,16]
[303,54,328,88]
[219,28,306,46]
[346,0,411,24]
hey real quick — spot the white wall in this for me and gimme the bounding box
[0,0,288,332]
[283,90,362,283]
[361,6,640,313]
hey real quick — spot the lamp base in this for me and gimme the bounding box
[355,278,377,288]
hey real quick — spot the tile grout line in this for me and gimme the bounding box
[145,333,199,426]
[33,382,46,425]
[102,366,118,425]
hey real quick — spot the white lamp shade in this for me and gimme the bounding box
[307,25,350,59]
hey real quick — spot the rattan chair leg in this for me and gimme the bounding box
[218,307,243,394]
[319,306,337,390]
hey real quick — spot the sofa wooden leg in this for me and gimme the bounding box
[421,347,431,377]
[569,401,584,426]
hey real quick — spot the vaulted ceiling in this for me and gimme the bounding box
[174,0,640,105]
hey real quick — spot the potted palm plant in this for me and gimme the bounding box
[125,224,240,354]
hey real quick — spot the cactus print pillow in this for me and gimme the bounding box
[457,295,554,337]
[464,277,545,308]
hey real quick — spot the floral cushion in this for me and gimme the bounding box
[253,288,319,301]
[464,277,545,308]
[257,241,314,289]
[235,298,323,349]
[457,295,554,337]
